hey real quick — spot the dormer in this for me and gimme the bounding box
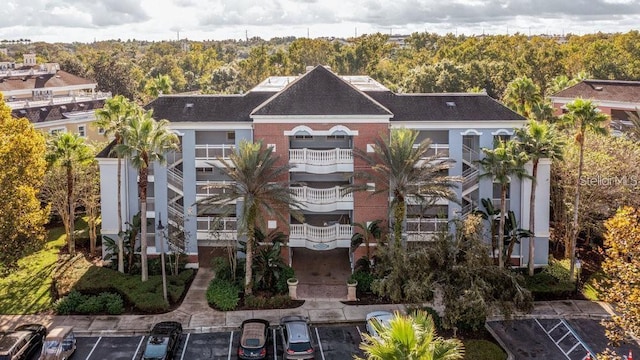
[23,53,36,66]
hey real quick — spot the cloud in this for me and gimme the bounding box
[197,0,338,26]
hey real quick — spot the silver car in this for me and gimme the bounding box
[278,316,314,359]
[365,311,394,338]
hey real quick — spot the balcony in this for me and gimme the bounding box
[195,144,235,167]
[291,186,353,212]
[289,148,353,174]
[196,216,237,241]
[289,223,353,250]
[406,218,448,241]
[196,181,236,203]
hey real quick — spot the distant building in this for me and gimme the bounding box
[0,53,110,141]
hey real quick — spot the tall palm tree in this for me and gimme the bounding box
[46,132,94,255]
[357,310,464,360]
[350,220,383,263]
[478,139,529,268]
[502,76,542,118]
[515,120,564,276]
[115,109,180,282]
[354,128,459,248]
[95,94,136,273]
[564,98,608,279]
[198,140,303,295]
[145,74,173,98]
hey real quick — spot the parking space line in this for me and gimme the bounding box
[314,327,326,360]
[227,331,234,360]
[273,328,277,360]
[355,326,363,342]
[132,336,144,360]
[85,337,101,360]
[179,332,190,360]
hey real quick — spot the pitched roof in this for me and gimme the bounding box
[551,79,640,103]
[11,100,104,123]
[251,65,392,116]
[366,92,524,121]
[0,70,95,92]
[146,92,273,122]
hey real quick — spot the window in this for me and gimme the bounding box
[77,125,86,137]
[294,134,312,140]
[50,128,65,135]
[227,131,235,141]
[98,127,105,135]
[327,135,346,140]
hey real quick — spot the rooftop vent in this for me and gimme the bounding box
[446,101,456,107]
[40,107,47,112]
[594,86,604,91]
[60,105,67,110]
[19,109,27,114]
[79,103,86,107]
[183,103,194,114]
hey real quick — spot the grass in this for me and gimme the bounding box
[463,339,507,360]
[0,222,69,314]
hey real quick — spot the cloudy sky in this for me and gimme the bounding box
[1,0,640,43]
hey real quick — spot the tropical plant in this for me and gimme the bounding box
[103,212,142,273]
[115,109,180,281]
[353,128,459,248]
[356,310,464,360]
[502,76,542,118]
[473,198,501,257]
[95,94,137,272]
[563,98,608,278]
[198,140,303,295]
[503,210,534,263]
[477,139,529,268]
[624,108,640,141]
[145,74,174,97]
[514,120,564,275]
[350,220,383,262]
[252,234,287,292]
[46,132,94,255]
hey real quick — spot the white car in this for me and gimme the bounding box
[365,311,394,338]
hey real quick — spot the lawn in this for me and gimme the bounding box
[0,218,93,315]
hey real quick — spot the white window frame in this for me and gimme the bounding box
[77,125,86,137]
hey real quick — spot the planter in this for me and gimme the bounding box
[347,280,358,301]
[287,278,299,300]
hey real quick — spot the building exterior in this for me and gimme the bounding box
[0,53,110,141]
[550,79,640,135]
[97,65,551,271]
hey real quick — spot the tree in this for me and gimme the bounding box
[598,207,640,347]
[563,98,608,279]
[354,128,459,248]
[79,160,101,255]
[514,120,564,275]
[115,109,180,282]
[95,95,137,272]
[198,140,303,295]
[0,94,49,272]
[478,139,529,268]
[144,74,173,98]
[502,76,542,118]
[46,132,94,255]
[350,220,383,262]
[357,310,464,360]
[623,108,640,141]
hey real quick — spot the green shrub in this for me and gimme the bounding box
[525,259,575,300]
[75,295,104,314]
[206,278,239,311]
[243,294,292,309]
[275,266,295,294]
[99,293,124,315]
[53,290,86,315]
[352,271,374,294]
[463,340,507,360]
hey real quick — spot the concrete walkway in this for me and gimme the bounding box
[0,267,615,336]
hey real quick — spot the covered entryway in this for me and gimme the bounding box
[291,248,352,300]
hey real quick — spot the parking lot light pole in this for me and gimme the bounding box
[157,215,168,304]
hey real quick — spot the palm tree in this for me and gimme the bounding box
[95,94,136,273]
[198,140,303,295]
[515,120,564,276]
[357,310,464,360]
[115,109,180,282]
[564,98,608,279]
[502,76,542,118]
[145,74,173,98]
[46,132,94,255]
[478,139,529,268]
[354,128,459,248]
[623,108,640,141]
[350,220,383,263]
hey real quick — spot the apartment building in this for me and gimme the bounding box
[0,53,110,141]
[97,65,551,270]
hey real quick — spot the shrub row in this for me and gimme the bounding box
[351,270,375,295]
[206,278,239,311]
[243,294,292,309]
[54,290,124,315]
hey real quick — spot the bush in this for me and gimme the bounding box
[243,294,292,309]
[206,278,239,311]
[75,295,103,314]
[53,290,86,315]
[275,266,295,294]
[100,292,124,315]
[352,271,374,294]
[54,291,124,315]
[525,259,575,300]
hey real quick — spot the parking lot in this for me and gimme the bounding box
[71,324,365,360]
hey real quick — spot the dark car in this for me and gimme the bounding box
[0,323,47,360]
[238,319,270,359]
[142,321,183,360]
[278,316,314,360]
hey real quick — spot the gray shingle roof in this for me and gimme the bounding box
[366,92,524,121]
[251,65,392,116]
[551,79,640,103]
[12,100,104,123]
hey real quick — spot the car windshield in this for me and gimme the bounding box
[43,340,60,354]
[143,337,168,358]
[289,341,312,353]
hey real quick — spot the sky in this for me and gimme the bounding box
[1,0,640,43]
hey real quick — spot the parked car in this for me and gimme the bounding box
[278,316,314,359]
[365,311,394,338]
[142,321,183,360]
[238,319,270,359]
[39,326,76,360]
[0,323,46,360]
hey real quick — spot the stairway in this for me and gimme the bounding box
[461,145,480,217]
[165,151,186,253]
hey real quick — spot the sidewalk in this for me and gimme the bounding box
[0,267,615,336]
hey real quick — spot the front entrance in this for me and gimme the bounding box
[291,248,351,300]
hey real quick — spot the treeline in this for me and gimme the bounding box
[2,31,640,102]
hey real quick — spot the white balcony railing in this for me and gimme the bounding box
[291,186,353,211]
[492,198,511,211]
[413,143,450,157]
[195,144,235,160]
[289,223,353,250]
[196,216,238,241]
[7,92,112,110]
[196,181,235,198]
[406,218,449,234]
[289,148,353,174]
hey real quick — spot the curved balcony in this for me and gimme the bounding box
[291,186,353,212]
[289,148,353,174]
[289,223,353,250]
